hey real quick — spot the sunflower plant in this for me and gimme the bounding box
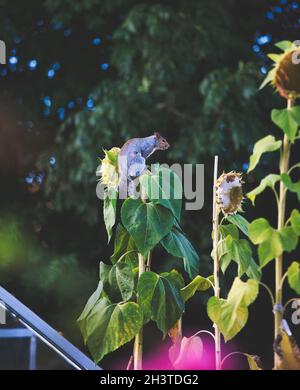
[245,40,300,369]
[78,150,201,369]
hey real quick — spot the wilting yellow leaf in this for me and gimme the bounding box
[246,354,263,370]
[274,329,300,370]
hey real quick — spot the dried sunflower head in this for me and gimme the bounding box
[97,147,120,189]
[216,171,243,215]
[261,40,300,100]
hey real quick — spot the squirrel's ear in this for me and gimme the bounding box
[154,132,160,139]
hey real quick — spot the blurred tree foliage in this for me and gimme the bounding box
[0,0,291,358]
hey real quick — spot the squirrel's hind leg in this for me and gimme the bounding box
[118,177,128,199]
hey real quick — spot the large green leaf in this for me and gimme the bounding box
[249,218,298,267]
[137,271,184,334]
[207,278,259,341]
[227,214,249,237]
[99,261,134,301]
[280,227,299,252]
[291,209,300,236]
[160,269,185,290]
[108,262,134,301]
[247,174,280,205]
[103,188,118,243]
[77,281,103,339]
[287,262,300,295]
[247,135,282,173]
[281,173,300,202]
[219,224,239,240]
[246,258,262,281]
[121,198,174,256]
[140,167,182,221]
[225,237,260,279]
[110,224,138,265]
[271,107,300,142]
[181,275,214,302]
[84,299,143,362]
[161,228,199,279]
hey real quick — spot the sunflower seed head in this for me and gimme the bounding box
[216,171,243,215]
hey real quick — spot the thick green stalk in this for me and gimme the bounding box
[274,98,292,369]
[133,252,145,370]
[212,155,222,370]
[133,184,147,370]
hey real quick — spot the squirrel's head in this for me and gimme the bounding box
[154,132,170,150]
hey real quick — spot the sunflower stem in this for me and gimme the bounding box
[133,185,147,370]
[212,155,222,371]
[274,98,293,369]
[133,252,145,370]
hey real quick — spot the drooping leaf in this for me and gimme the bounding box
[247,135,282,173]
[168,320,182,344]
[233,239,256,277]
[281,173,300,202]
[274,329,300,370]
[246,354,263,370]
[246,257,262,281]
[140,167,182,221]
[249,218,298,267]
[110,224,138,266]
[218,226,261,280]
[247,174,280,205]
[227,214,249,237]
[271,107,300,142]
[85,299,143,362]
[121,198,174,256]
[219,224,239,240]
[220,252,232,274]
[287,261,300,295]
[291,209,300,236]
[161,228,199,279]
[207,278,259,341]
[280,227,299,252]
[103,188,118,242]
[77,281,104,338]
[137,271,184,334]
[181,275,214,302]
[169,335,203,370]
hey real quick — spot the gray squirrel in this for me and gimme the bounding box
[118,132,170,197]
